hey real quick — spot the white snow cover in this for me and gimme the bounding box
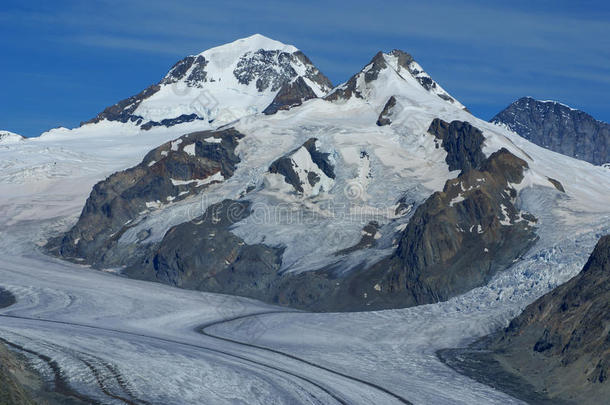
[266,143,335,197]
[0,130,25,144]
[129,34,326,126]
[40,34,330,140]
[1,35,610,404]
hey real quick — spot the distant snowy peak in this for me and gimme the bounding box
[84,34,332,130]
[326,49,465,110]
[0,130,25,144]
[491,97,609,165]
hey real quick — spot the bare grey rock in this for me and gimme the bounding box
[268,138,335,193]
[444,235,610,405]
[125,200,285,301]
[263,77,318,115]
[46,128,244,267]
[233,49,332,94]
[376,96,397,126]
[491,97,610,165]
[428,118,486,172]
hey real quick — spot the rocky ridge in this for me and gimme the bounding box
[491,97,610,165]
[441,235,610,404]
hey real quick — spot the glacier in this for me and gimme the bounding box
[1,34,610,404]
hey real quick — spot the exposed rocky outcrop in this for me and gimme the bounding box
[82,36,332,130]
[126,200,284,301]
[547,177,566,193]
[53,116,537,312]
[492,235,610,403]
[274,145,537,311]
[161,55,209,87]
[442,235,610,404]
[325,51,390,101]
[46,128,244,267]
[383,147,536,304]
[389,50,460,105]
[0,338,91,405]
[335,221,381,256]
[376,96,397,126]
[269,138,335,195]
[0,343,35,405]
[263,77,319,115]
[428,118,486,172]
[82,84,161,126]
[234,49,332,94]
[0,288,15,309]
[140,113,203,131]
[255,121,537,311]
[491,97,610,165]
[325,49,463,108]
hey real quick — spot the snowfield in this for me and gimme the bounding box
[1,35,610,404]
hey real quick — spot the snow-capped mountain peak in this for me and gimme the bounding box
[491,96,609,165]
[78,34,332,133]
[326,49,465,110]
[198,33,299,60]
[0,130,25,144]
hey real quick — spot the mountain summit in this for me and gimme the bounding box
[491,97,610,165]
[83,34,333,130]
[326,49,465,110]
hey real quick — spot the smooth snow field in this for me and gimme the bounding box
[2,55,610,402]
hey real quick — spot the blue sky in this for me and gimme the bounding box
[1,0,609,137]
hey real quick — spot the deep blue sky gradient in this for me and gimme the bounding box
[1,0,609,137]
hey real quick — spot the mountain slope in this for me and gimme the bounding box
[0,342,35,405]
[487,234,610,404]
[45,40,610,312]
[325,49,465,110]
[442,235,610,404]
[491,97,610,165]
[0,130,24,144]
[80,34,332,132]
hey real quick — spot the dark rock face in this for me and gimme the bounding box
[428,119,486,172]
[382,148,536,305]
[292,51,333,92]
[140,114,203,131]
[547,177,566,193]
[269,138,335,193]
[335,221,381,256]
[126,200,285,300]
[377,96,397,126]
[161,55,208,87]
[233,49,332,94]
[263,77,318,115]
[52,118,536,312]
[82,84,161,126]
[266,125,537,311]
[0,343,35,405]
[484,235,610,404]
[325,51,389,101]
[46,128,244,267]
[491,97,610,165]
[0,288,15,309]
[325,49,461,106]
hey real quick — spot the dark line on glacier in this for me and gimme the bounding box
[0,313,346,404]
[0,336,106,405]
[199,311,414,405]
